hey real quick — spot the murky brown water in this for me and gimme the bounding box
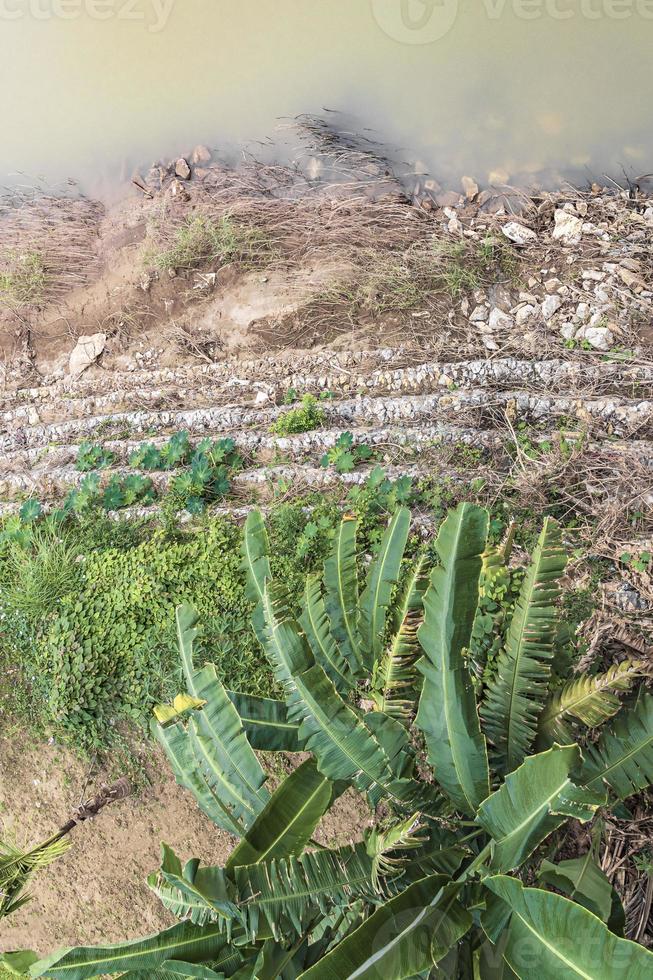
[0,0,652,192]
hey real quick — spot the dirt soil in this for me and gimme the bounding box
[0,734,369,956]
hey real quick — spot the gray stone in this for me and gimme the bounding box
[488,308,514,331]
[470,304,489,323]
[175,157,191,180]
[515,304,536,327]
[542,294,563,321]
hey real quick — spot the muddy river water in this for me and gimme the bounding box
[1,0,652,192]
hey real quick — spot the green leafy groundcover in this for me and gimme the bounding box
[3,519,267,742]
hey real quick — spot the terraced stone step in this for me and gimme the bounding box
[3,427,651,503]
[3,355,652,426]
[2,388,650,456]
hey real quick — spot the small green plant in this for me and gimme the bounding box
[271,394,326,436]
[0,250,47,305]
[320,432,373,473]
[18,499,42,524]
[76,441,116,472]
[620,550,652,574]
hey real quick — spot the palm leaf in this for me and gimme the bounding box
[322,517,362,673]
[483,874,653,978]
[234,843,381,940]
[298,876,471,979]
[481,518,567,775]
[580,692,653,800]
[476,744,606,873]
[359,507,411,669]
[28,922,233,979]
[226,692,303,752]
[1,835,71,919]
[415,502,491,815]
[258,583,427,812]
[537,661,649,748]
[299,575,356,694]
[148,845,238,928]
[372,553,430,721]
[226,760,333,869]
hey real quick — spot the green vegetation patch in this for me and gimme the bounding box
[0,250,47,305]
[148,213,271,272]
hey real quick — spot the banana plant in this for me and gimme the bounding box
[13,504,653,979]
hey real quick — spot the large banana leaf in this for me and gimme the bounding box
[160,606,269,833]
[298,875,471,979]
[28,922,233,979]
[483,874,653,978]
[148,844,238,927]
[153,718,243,836]
[359,508,411,669]
[258,583,424,811]
[372,553,430,721]
[234,843,380,940]
[226,760,333,869]
[322,517,362,673]
[580,692,653,799]
[299,575,356,694]
[242,510,272,604]
[537,854,613,923]
[227,692,303,753]
[415,503,491,815]
[481,519,567,775]
[476,745,606,873]
[537,660,647,748]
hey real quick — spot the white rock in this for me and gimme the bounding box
[515,304,536,326]
[482,335,499,351]
[560,322,578,341]
[470,304,489,323]
[581,269,605,281]
[488,308,514,331]
[577,325,614,351]
[552,209,583,245]
[542,295,563,321]
[502,221,537,245]
[544,278,562,294]
[68,333,106,377]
